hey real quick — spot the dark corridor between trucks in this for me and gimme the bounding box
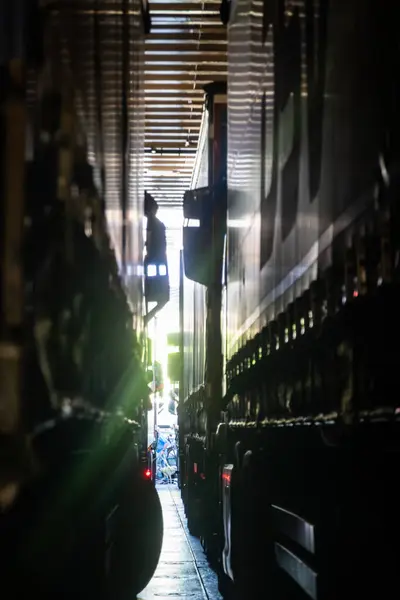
[1,1,400,600]
[179,2,400,599]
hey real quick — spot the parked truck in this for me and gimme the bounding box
[0,2,162,598]
[179,1,400,598]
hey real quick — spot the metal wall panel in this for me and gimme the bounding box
[182,111,208,400]
[226,0,263,353]
[226,0,398,358]
[182,269,206,402]
[45,0,146,332]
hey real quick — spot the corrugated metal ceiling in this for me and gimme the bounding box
[144,0,227,207]
[42,0,227,328]
[144,0,227,329]
[44,0,227,209]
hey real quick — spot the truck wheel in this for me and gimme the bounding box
[110,477,163,599]
[187,499,202,537]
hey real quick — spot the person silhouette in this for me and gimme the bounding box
[144,192,167,263]
[143,192,169,325]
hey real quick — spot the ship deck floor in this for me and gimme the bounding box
[139,484,222,600]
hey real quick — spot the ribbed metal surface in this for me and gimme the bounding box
[157,205,183,331]
[144,0,227,207]
[41,1,227,213]
[42,0,227,328]
[44,0,146,319]
[143,0,227,329]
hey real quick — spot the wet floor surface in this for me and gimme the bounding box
[139,484,222,600]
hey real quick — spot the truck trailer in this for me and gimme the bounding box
[179,1,400,598]
[0,2,163,598]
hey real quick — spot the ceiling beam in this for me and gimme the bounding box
[144,76,225,87]
[145,138,198,145]
[145,163,195,169]
[145,165,195,170]
[145,129,200,135]
[150,16,221,24]
[145,44,226,53]
[144,98,204,104]
[150,9,220,16]
[144,141,198,149]
[45,1,222,11]
[147,27,225,36]
[144,73,226,81]
[150,0,221,4]
[144,152,196,158]
[145,117,202,123]
[145,108,203,115]
[145,60,227,68]
[144,85,206,92]
[144,171,194,176]
[145,147,197,153]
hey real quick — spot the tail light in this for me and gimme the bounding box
[144,468,152,479]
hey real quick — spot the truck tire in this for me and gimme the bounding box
[110,476,163,599]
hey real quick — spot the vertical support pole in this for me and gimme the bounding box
[153,316,158,434]
[0,58,26,436]
[178,249,184,487]
[179,249,184,406]
[204,83,227,437]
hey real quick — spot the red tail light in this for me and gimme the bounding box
[144,468,152,479]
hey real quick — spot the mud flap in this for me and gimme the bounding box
[108,476,163,599]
